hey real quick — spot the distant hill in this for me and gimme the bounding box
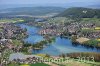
[87,4,100,9]
[58,7,100,18]
[0,7,65,16]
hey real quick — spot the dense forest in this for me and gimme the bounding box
[58,7,100,18]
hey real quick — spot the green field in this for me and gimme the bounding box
[8,63,50,66]
[0,18,24,23]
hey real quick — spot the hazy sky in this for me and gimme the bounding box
[0,0,100,4]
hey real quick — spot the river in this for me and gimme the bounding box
[18,24,100,56]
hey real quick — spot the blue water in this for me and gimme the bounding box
[19,24,44,44]
[19,24,100,56]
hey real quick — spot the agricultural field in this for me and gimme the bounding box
[0,18,24,23]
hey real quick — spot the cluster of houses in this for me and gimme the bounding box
[0,23,27,45]
[38,21,100,39]
[0,23,28,66]
[39,29,62,36]
[0,23,27,39]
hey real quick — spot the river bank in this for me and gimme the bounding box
[18,24,100,56]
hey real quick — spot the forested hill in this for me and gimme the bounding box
[0,7,66,16]
[58,7,100,18]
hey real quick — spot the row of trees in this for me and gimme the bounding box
[59,52,100,62]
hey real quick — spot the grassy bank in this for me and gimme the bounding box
[83,39,100,47]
